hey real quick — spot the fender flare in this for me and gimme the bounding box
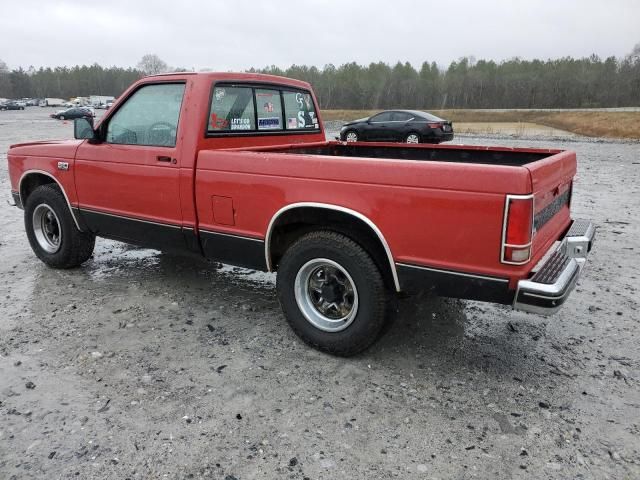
[19,169,82,230]
[264,202,400,292]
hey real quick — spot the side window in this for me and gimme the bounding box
[392,112,412,122]
[255,89,283,130]
[209,86,255,131]
[283,90,318,129]
[106,83,185,147]
[370,112,392,123]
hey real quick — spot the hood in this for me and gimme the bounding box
[343,117,369,127]
[9,140,83,158]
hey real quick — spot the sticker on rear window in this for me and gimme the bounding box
[258,117,280,130]
[230,118,251,130]
[263,102,274,113]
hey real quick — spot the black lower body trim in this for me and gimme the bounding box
[79,208,192,254]
[200,230,267,271]
[75,208,266,268]
[396,263,513,304]
[11,190,23,209]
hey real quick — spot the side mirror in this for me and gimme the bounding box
[74,117,96,141]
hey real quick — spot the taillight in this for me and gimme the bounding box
[427,122,442,129]
[501,195,534,264]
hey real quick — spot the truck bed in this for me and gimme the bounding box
[248,141,559,167]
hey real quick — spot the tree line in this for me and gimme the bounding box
[1,48,639,109]
[0,62,141,100]
[0,54,167,100]
[256,50,640,109]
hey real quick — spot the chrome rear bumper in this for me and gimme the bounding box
[514,219,595,315]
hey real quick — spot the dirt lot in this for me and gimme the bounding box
[1,108,639,479]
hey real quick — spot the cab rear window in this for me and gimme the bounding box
[207,84,319,134]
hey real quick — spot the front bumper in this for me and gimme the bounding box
[514,219,596,315]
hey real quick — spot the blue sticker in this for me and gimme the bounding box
[258,117,280,130]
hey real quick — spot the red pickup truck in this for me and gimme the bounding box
[7,72,595,356]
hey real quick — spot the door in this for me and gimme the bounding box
[391,112,414,141]
[366,111,393,141]
[74,82,187,249]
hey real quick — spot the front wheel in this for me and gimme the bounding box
[344,130,359,142]
[24,184,95,268]
[276,231,388,356]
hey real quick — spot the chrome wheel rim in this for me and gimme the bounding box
[406,134,420,144]
[345,132,358,142]
[32,204,62,253]
[294,258,359,332]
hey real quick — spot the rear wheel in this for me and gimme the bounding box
[345,130,359,142]
[276,231,388,356]
[24,184,95,268]
[405,133,420,144]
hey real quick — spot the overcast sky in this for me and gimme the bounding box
[2,0,639,71]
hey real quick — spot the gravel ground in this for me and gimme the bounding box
[1,108,639,479]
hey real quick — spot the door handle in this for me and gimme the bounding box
[157,156,176,164]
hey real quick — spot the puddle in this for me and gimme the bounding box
[87,240,160,280]
[217,264,276,286]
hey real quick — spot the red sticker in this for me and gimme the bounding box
[209,112,229,129]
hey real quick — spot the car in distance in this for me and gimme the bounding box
[50,107,94,120]
[339,110,454,144]
[0,100,26,111]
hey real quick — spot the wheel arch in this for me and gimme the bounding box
[265,203,400,292]
[19,170,82,230]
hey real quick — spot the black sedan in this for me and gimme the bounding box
[0,101,25,111]
[339,110,454,144]
[50,107,94,120]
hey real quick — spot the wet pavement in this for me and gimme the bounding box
[1,108,639,479]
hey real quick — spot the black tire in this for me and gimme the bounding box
[276,230,388,356]
[24,184,95,268]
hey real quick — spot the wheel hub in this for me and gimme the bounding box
[294,259,359,332]
[32,204,62,254]
[320,282,341,304]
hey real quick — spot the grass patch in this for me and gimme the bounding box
[322,109,640,139]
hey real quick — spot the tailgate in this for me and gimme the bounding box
[526,150,576,260]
